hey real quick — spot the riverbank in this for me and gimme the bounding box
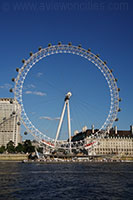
[23,156,133,164]
[0,154,133,163]
[0,154,28,161]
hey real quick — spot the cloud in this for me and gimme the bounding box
[34,91,46,96]
[37,72,43,77]
[23,84,36,90]
[40,116,60,121]
[25,91,46,96]
[25,91,32,94]
[0,83,12,89]
[54,117,60,120]
[26,84,36,89]
[40,116,52,120]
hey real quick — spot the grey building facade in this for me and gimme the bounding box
[0,98,22,146]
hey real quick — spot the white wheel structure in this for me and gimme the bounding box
[11,42,120,151]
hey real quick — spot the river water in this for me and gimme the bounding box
[0,162,133,200]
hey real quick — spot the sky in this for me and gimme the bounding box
[0,0,133,140]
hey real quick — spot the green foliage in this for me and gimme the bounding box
[0,145,6,154]
[6,141,15,153]
[0,140,35,154]
[15,143,24,153]
[23,140,35,153]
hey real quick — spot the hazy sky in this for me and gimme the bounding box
[0,0,132,140]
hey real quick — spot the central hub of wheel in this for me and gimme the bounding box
[65,92,72,101]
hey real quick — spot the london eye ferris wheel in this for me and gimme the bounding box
[10,42,121,151]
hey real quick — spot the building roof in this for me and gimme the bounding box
[108,129,133,138]
[72,128,133,142]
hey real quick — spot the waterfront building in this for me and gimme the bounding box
[72,125,133,156]
[0,98,22,146]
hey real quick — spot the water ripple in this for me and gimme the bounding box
[0,162,133,200]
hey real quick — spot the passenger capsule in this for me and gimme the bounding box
[115,78,118,82]
[12,78,15,82]
[110,69,113,73]
[9,88,13,93]
[87,48,91,52]
[119,98,122,102]
[68,42,72,46]
[118,108,121,112]
[10,99,13,104]
[48,43,52,47]
[103,61,107,65]
[24,131,28,135]
[38,47,42,51]
[22,59,25,63]
[118,88,120,92]
[30,52,33,56]
[58,41,62,45]
[78,44,82,48]
[115,118,119,121]
[16,68,19,72]
[17,122,21,126]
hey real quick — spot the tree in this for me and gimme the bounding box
[0,145,6,154]
[23,140,35,153]
[6,141,15,153]
[15,143,24,153]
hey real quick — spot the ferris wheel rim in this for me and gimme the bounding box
[13,43,120,149]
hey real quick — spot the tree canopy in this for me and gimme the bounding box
[0,140,35,154]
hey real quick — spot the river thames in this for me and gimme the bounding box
[0,162,133,200]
